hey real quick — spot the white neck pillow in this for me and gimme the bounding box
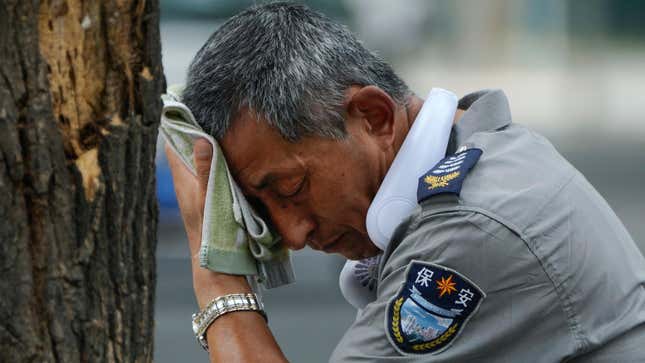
[339,88,458,310]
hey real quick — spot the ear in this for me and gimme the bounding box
[346,85,397,149]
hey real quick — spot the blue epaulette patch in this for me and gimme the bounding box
[417,148,482,203]
[385,261,485,355]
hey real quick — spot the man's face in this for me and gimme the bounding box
[219,108,385,260]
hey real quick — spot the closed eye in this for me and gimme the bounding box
[275,174,306,198]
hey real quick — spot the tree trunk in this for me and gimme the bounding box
[0,0,164,361]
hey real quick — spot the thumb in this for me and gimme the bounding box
[193,138,213,197]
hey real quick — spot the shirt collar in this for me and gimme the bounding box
[452,89,512,148]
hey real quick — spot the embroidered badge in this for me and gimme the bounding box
[386,261,485,355]
[417,148,482,203]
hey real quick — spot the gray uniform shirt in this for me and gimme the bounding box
[331,90,645,362]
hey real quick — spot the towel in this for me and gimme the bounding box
[160,85,294,289]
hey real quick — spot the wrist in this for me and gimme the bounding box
[192,266,252,309]
[192,292,266,352]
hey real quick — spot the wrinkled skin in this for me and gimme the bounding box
[218,85,423,260]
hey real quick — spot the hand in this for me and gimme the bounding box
[165,138,250,308]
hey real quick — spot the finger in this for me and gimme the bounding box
[165,143,194,182]
[164,143,203,255]
[193,138,213,198]
[164,143,182,171]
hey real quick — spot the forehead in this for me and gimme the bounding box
[218,110,301,185]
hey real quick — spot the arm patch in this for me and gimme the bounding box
[385,261,485,355]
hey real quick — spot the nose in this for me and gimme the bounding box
[267,200,315,251]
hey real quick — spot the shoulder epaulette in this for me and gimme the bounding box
[417,148,483,204]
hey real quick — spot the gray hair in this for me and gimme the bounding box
[183,1,411,142]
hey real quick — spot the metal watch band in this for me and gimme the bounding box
[191,293,266,351]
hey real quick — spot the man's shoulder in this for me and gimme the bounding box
[450,124,577,232]
[380,122,579,285]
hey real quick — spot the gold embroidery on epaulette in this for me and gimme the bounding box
[424,171,460,190]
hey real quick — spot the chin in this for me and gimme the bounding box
[340,241,382,260]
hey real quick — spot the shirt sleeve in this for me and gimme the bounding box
[330,209,577,363]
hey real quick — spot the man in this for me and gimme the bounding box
[166,2,645,362]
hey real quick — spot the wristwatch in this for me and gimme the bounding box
[191,293,266,351]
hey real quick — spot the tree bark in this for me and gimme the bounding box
[0,0,164,361]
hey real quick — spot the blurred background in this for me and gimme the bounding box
[155,1,645,362]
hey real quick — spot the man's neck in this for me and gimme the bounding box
[398,94,465,152]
